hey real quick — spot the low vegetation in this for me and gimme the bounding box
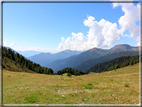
[3,63,139,104]
[56,67,85,76]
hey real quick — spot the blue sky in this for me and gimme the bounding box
[3,2,140,53]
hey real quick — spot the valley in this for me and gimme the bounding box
[2,44,141,105]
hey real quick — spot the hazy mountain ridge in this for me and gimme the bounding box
[17,50,42,57]
[28,50,82,66]
[46,44,141,72]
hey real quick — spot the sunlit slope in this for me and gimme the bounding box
[2,56,36,73]
[3,63,139,104]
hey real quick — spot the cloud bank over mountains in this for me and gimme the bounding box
[58,3,140,52]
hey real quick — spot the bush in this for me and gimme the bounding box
[115,64,119,69]
[124,83,129,87]
[67,73,72,77]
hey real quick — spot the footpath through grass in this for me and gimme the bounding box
[3,63,140,104]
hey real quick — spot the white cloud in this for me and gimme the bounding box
[136,36,141,46]
[113,3,140,38]
[58,3,140,52]
[61,37,65,42]
[58,32,88,51]
[58,16,121,51]
[9,42,15,47]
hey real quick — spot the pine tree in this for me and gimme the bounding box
[130,60,133,65]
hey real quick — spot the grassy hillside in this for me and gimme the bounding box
[3,57,36,73]
[3,63,139,104]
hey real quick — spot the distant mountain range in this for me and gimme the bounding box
[3,44,141,73]
[17,50,42,57]
[46,44,141,72]
[4,47,42,58]
[28,50,82,66]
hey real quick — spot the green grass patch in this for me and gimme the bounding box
[24,95,38,104]
[62,73,68,76]
[84,83,94,89]
[77,78,82,80]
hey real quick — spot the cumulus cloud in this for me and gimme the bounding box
[61,37,65,42]
[58,32,88,51]
[58,3,140,52]
[58,16,121,51]
[113,3,140,38]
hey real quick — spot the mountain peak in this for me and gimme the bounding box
[89,47,103,52]
[115,44,131,47]
[63,49,72,52]
[110,44,133,52]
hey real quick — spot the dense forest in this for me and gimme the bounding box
[2,47,85,76]
[74,50,139,71]
[2,47,53,74]
[56,67,85,76]
[85,54,141,74]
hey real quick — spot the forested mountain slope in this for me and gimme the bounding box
[46,44,141,72]
[74,51,139,71]
[85,54,141,74]
[2,47,53,74]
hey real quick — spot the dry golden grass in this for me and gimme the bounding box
[3,63,140,104]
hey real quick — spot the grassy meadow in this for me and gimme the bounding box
[3,63,140,104]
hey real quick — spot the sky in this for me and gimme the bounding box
[3,2,140,53]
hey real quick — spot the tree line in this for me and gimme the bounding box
[85,54,141,74]
[108,55,140,71]
[2,47,53,74]
[2,47,85,76]
[56,67,85,76]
